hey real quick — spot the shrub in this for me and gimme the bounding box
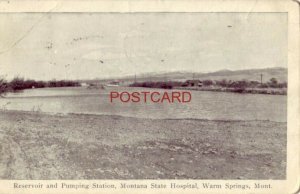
[6,77,80,91]
[0,78,8,95]
[9,77,26,90]
[203,80,213,86]
[129,81,183,89]
[216,79,228,87]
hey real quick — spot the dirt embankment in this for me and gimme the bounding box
[0,111,286,179]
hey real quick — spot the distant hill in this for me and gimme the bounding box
[85,67,287,84]
[129,67,287,83]
[196,67,287,82]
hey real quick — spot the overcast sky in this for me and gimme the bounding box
[0,13,287,80]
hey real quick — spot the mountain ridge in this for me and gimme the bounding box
[84,67,287,83]
[118,67,287,83]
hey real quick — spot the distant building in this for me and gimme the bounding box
[183,80,203,87]
[106,81,120,87]
[80,83,88,87]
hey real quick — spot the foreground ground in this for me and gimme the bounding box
[0,110,286,179]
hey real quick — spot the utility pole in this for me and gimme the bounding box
[193,73,195,80]
[134,74,137,83]
[260,73,263,85]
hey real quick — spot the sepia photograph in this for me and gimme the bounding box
[0,0,299,192]
[0,12,288,180]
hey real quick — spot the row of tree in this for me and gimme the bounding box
[129,78,287,90]
[0,77,80,95]
[130,81,183,89]
[209,78,287,88]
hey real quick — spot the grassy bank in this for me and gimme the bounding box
[0,110,286,179]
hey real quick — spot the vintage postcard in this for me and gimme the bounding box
[0,0,299,193]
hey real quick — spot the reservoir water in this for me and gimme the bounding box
[0,87,287,122]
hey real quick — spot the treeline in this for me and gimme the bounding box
[208,78,287,88]
[129,78,287,90]
[0,77,80,94]
[130,81,183,89]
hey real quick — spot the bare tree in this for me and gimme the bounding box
[0,78,8,97]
